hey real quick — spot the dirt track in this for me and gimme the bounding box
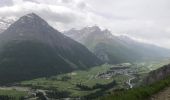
[150,87,170,100]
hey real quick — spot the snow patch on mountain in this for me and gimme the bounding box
[0,17,17,33]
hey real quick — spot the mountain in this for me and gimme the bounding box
[0,17,17,33]
[64,26,170,63]
[0,13,102,84]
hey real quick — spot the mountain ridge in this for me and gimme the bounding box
[64,26,170,63]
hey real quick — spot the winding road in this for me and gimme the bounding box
[126,74,136,88]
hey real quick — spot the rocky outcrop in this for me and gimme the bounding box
[144,64,170,85]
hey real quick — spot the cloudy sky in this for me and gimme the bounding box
[0,0,170,48]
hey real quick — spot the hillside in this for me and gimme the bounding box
[102,64,170,100]
[150,86,170,100]
[0,13,102,84]
[64,26,170,63]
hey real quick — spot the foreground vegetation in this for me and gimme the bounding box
[0,89,27,100]
[102,75,170,100]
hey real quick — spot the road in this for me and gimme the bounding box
[126,74,136,88]
[36,89,49,100]
[84,75,94,83]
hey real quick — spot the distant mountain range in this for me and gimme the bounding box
[0,17,16,33]
[64,26,170,63]
[0,13,102,84]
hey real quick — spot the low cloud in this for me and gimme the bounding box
[0,0,170,48]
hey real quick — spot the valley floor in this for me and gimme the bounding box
[0,59,169,99]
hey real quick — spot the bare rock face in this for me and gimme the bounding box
[144,64,170,85]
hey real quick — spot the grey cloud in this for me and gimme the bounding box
[23,0,40,4]
[0,9,77,24]
[77,2,87,9]
[0,0,170,48]
[0,0,13,7]
[37,10,77,24]
[61,0,73,4]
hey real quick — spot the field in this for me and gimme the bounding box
[0,89,27,100]
[21,64,116,97]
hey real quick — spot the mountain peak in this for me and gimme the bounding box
[103,29,110,33]
[20,13,40,20]
[6,13,51,34]
[91,25,100,30]
[26,13,38,16]
[3,13,57,41]
[23,13,40,19]
[18,13,47,25]
[86,26,101,31]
